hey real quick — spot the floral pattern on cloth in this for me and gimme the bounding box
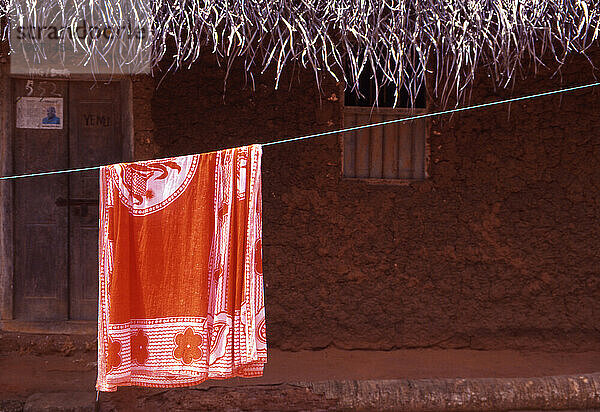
[97,145,266,391]
[173,328,203,364]
[130,331,149,365]
[107,340,122,372]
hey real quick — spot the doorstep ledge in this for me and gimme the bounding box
[0,320,96,335]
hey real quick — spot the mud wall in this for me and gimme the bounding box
[140,52,600,351]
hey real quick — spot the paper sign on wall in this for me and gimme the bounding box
[16,97,64,129]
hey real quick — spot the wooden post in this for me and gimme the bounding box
[0,24,14,320]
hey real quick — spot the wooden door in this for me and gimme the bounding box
[13,79,124,322]
[13,79,69,321]
[69,81,122,320]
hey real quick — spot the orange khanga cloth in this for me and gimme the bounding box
[96,145,266,392]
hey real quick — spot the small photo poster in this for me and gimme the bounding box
[16,97,64,129]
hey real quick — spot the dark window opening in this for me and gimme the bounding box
[344,66,426,109]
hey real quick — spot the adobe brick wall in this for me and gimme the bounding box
[139,51,600,351]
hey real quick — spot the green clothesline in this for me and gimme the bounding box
[1,80,599,181]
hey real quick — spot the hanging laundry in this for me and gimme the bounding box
[96,145,266,391]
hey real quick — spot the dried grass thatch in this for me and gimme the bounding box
[1,0,599,106]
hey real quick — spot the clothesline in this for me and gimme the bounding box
[1,80,599,181]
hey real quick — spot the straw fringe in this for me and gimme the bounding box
[1,0,599,107]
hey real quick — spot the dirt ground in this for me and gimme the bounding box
[1,338,599,410]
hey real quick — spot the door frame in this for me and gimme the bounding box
[0,73,134,334]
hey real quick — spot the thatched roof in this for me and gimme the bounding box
[1,0,599,106]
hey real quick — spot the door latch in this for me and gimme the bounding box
[55,197,99,217]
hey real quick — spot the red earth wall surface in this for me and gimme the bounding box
[133,50,600,352]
